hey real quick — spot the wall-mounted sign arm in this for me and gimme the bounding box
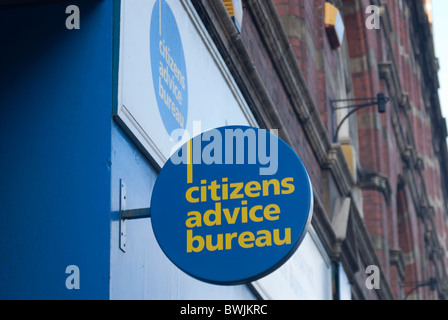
[331,93,389,143]
[119,179,152,252]
[121,207,152,220]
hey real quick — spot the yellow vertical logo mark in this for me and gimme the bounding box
[187,139,193,184]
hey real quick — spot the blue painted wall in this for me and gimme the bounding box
[0,0,256,300]
[0,1,113,299]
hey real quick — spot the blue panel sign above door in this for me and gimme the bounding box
[150,126,313,285]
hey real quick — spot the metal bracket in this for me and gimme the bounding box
[120,179,127,252]
[330,93,389,143]
[121,207,152,220]
[119,179,152,253]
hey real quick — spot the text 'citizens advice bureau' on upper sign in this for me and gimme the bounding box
[150,0,188,135]
[150,126,313,285]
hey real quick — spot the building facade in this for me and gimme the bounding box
[1,0,447,300]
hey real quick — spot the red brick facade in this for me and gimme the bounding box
[270,0,448,299]
[195,0,448,299]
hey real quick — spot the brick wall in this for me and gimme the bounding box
[340,0,448,299]
[241,3,324,197]
[267,0,448,299]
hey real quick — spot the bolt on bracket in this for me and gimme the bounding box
[119,179,152,252]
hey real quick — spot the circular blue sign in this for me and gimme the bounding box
[150,126,313,285]
[150,0,188,135]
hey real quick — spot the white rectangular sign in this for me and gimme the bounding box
[116,0,257,168]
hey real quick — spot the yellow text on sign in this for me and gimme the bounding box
[187,228,291,253]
